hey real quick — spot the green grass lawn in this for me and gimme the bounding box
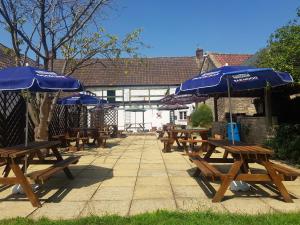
[1,211,300,225]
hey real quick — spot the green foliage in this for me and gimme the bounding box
[265,124,300,164]
[255,7,300,82]
[1,211,300,225]
[190,104,213,128]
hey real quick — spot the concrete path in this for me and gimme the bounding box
[0,135,300,219]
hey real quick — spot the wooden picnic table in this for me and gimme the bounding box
[168,128,209,151]
[0,141,80,207]
[189,139,300,202]
[68,127,111,149]
[178,138,208,155]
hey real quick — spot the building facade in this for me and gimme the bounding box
[0,43,254,131]
[52,50,254,131]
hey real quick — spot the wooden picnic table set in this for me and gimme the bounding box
[159,126,300,202]
[51,127,111,151]
[159,127,209,153]
[0,141,80,207]
[189,139,300,203]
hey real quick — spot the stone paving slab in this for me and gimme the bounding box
[93,186,134,201]
[175,198,227,213]
[129,199,176,215]
[136,177,170,186]
[221,198,275,214]
[133,185,173,200]
[1,135,300,219]
[81,200,131,216]
[30,201,86,219]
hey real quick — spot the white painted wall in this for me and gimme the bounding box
[87,85,178,131]
[174,104,195,125]
[117,108,170,132]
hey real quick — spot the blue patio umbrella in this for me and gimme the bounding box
[176,66,294,143]
[0,66,83,146]
[57,93,108,105]
[0,66,83,91]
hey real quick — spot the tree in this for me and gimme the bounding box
[255,7,300,82]
[0,0,144,140]
[190,104,213,128]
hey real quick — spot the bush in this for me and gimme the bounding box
[265,124,300,164]
[190,104,213,128]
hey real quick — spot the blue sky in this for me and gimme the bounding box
[0,0,299,57]
[102,0,299,56]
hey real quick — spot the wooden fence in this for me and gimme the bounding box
[0,92,119,147]
[0,92,34,147]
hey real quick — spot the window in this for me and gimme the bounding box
[179,111,187,120]
[107,90,116,103]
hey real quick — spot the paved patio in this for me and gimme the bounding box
[1,135,300,219]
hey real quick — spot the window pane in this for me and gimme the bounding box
[107,90,116,103]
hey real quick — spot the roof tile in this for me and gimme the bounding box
[53,57,201,87]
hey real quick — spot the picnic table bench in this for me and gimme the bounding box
[159,137,174,152]
[117,130,126,138]
[190,139,300,203]
[167,128,209,152]
[52,127,111,151]
[0,141,80,207]
[178,138,208,155]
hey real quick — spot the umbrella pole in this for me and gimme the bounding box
[226,77,235,145]
[25,92,29,147]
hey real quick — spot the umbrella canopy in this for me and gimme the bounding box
[175,66,294,144]
[0,66,83,147]
[160,94,208,105]
[175,66,293,95]
[157,104,189,111]
[57,93,108,105]
[0,66,83,92]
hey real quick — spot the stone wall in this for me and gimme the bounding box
[211,121,227,138]
[205,97,256,121]
[237,117,268,144]
[211,117,272,144]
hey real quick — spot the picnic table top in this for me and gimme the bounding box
[0,141,60,158]
[169,128,209,133]
[178,139,207,143]
[71,127,99,131]
[207,139,273,155]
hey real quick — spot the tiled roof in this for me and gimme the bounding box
[0,44,16,69]
[0,42,253,88]
[53,57,201,87]
[208,53,253,67]
[0,44,37,69]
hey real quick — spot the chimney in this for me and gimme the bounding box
[196,48,203,59]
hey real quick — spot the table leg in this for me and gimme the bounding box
[51,147,74,179]
[261,161,293,203]
[3,163,10,177]
[99,137,104,147]
[175,138,182,148]
[198,132,208,153]
[9,159,42,207]
[204,144,216,160]
[174,132,183,148]
[241,160,250,173]
[212,160,243,202]
[102,138,107,148]
[223,150,229,159]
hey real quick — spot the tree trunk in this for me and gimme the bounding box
[35,93,51,141]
